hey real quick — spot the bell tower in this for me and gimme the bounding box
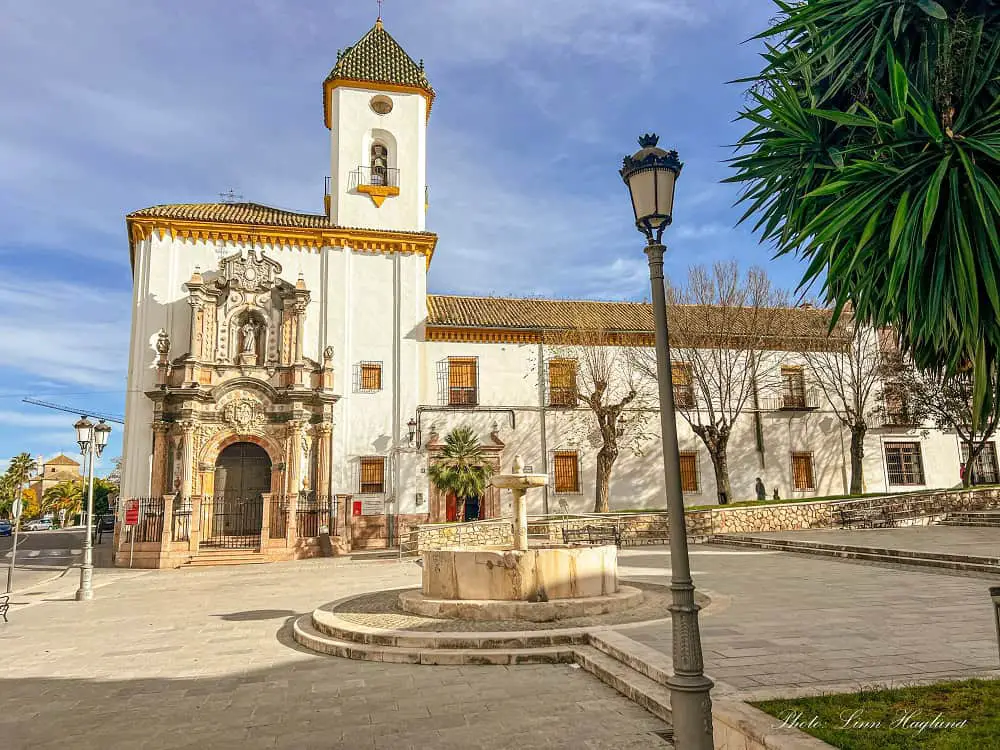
[324,18,433,232]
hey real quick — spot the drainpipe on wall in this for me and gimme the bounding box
[389,251,402,548]
[537,339,550,515]
[752,376,765,470]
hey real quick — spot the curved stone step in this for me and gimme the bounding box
[311,606,589,649]
[293,615,576,665]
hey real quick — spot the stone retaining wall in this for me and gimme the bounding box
[410,519,513,551]
[526,487,1000,542]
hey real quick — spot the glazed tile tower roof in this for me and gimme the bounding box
[426,294,848,348]
[326,18,433,95]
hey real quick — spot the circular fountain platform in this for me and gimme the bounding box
[401,544,641,622]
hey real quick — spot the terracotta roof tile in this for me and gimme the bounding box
[126,202,436,237]
[45,454,80,467]
[426,294,847,344]
[127,202,332,228]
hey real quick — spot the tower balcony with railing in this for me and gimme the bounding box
[350,165,401,207]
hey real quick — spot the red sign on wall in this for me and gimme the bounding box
[352,501,362,517]
[124,499,140,526]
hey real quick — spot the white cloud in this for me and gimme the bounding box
[0,278,130,387]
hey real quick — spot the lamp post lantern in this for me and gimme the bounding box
[75,416,111,601]
[621,134,714,748]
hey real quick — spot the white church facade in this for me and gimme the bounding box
[119,20,981,565]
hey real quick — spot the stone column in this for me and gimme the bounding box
[260,492,272,547]
[315,423,332,500]
[512,488,528,552]
[179,421,196,499]
[286,420,305,546]
[150,422,171,497]
[159,494,176,567]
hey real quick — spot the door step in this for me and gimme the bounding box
[184,549,269,567]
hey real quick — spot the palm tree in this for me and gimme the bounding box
[44,481,83,527]
[4,453,37,519]
[730,0,1000,425]
[427,427,493,523]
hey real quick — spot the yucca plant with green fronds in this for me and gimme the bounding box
[730,0,1000,426]
[427,426,493,523]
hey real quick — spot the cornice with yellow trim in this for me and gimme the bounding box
[324,78,435,129]
[424,325,848,352]
[127,217,438,270]
[425,326,657,347]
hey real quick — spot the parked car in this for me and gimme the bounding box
[0,520,12,537]
[24,519,53,532]
[97,515,115,533]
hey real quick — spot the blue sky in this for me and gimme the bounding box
[0,0,805,472]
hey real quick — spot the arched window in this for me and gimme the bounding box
[371,143,388,186]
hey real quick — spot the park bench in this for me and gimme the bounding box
[562,525,621,547]
[622,528,671,546]
[836,508,871,529]
[0,594,9,623]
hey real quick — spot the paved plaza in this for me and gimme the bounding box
[725,524,1000,559]
[0,557,668,750]
[624,544,1000,698]
[1,538,999,748]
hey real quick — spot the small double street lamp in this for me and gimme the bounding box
[74,416,112,601]
[621,134,715,748]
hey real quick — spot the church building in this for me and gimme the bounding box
[120,19,973,567]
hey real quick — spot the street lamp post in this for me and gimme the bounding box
[74,416,111,601]
[620,134,714,748]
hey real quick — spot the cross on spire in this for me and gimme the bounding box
[377,0,383,20]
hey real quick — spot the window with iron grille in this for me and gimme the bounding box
[960,442,999,485]
[553,451,580,493]
[679,452,699,493]
[791,452,815,490]
[359,456,386,494]
[781,366,807,408]
[884,442,924,486]
[448,357,478,405]
[672,362,695,408]
[548,359,577,407]
[355,361,383,392]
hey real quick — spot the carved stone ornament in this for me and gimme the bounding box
[223,398,267,433]
[220,250,282,293]
[155,329,171,355]
[323,345,334,362]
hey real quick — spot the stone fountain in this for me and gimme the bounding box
[399,455,642,621]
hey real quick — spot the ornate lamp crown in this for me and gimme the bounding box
[638,133,659,148]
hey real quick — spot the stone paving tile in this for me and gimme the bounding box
[0,558,670,749]
[619,543,1000,697]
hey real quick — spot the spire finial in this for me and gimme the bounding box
[376,0,383,25]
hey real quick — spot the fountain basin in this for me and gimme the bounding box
[419,545,618,602]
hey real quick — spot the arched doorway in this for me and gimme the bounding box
[202,442,271,549]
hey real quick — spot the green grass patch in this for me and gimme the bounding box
[753,679,999,749]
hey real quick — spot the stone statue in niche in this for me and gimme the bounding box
[241,321,257,353]
[239,318,261,365]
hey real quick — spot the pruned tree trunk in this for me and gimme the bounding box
[963,442,983,489]
[594,445,618,513]
[709,447,733,505]
[849,424,866,495]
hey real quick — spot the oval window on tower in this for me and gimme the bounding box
[370,95,393,115]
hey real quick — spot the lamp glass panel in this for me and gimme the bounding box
[95,422,111,449]
[75,418,94,447]
[628,170,657,224]
[655,169,677,218]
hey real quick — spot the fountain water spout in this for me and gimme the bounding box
[490,454,547,552]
